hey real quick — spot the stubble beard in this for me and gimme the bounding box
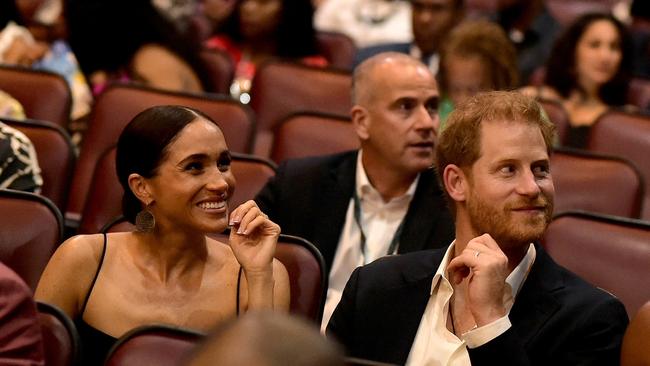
[467,190,554,250]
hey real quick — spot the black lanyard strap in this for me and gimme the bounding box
[352,189,404,264]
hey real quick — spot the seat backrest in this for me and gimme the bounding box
[551,148,644,219]
[316,31,357,71]
[66,84,256,224]
[628,77,650,111]
[1,118,76,211]
[229,153,277,208]
[0,190,62,290]
[271,112,358,164]
[542,211,650,317]
[0,65,71,128]
[79,149,275,234]
[208,232,327,322]
[621,301,650,366]
[586,110,650,220]
[250,61,352,157]
[199,49,235,94]
[274,234,327,322]
[103,222,327,323]
[104,325,203,366]
[37,301,80,366]
[546,0,615,26]
[537,98,570,145]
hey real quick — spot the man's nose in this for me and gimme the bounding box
[516,170,541,197]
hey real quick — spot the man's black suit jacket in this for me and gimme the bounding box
[254,151,455,271]
[327,244,629,366]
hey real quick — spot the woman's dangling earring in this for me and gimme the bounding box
[135,204,155,233]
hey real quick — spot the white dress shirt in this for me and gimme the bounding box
[406,242,536,366]
[314,0,412,48]
[321,151,419,332]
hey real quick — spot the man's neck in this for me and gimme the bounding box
[453,214,529,273]
[360,153,418,202]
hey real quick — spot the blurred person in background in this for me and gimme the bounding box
[520,13,633,148]
[65,0,209,96]
[355,0,465,76]
[437,20,519,126]
[494,0,561,84]
[205,0,327,103]
[186,312,345,366]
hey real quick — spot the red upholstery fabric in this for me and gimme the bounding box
[37,302,79,366]
[621,301,650,366]
[551,149,643,218]
[586,111,650,220]
[199,49,235,94]
[537,98,570,145]
[316,31,357,71]
[542,211,650,317]
[104,325,203,366]
[271,112,358,164]
[250,61,352,157]
[0,66,71,128]
[628,77,650,112]
[0,190,62,289]
[66,84,255,224]
[546,0,616,26]
[229,153,277,208]
[1,118,75,211]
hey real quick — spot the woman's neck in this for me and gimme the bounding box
[133,229,209,283]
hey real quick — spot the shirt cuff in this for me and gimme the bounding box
[462,315,511,349]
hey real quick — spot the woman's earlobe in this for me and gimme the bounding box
[127,173,152,204]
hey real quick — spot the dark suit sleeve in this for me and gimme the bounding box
[468,296,628,366]
[0,264,45,365]
[326,266,361,351]
[254,160,289,220]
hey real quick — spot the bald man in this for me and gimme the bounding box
[255,53,455,330]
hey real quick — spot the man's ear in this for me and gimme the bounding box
[127,173,153,205]
[443,164,468,202]
[351,105,370,141]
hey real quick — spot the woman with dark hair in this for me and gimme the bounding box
[65,0,210,95]
[35,105,290,365]
[205,0,327,102]
[521,12,633,148]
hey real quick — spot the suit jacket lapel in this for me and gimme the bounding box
[312,152,357,270]
[509,245,563,346]
[370,249,446,364]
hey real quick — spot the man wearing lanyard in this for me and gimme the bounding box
[327,91,628,365]
[255,52,455,331]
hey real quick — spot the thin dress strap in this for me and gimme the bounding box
[80,233,107,316]
[236,265,243,316]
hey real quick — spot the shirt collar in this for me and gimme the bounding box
[430,241,537,301]
[355,150,420,202]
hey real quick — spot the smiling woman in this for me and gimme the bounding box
[520,13,634,148]
[34,105,290,365]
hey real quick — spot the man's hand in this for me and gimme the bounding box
[447,234,509,326]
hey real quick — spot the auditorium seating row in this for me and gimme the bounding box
[1,188,648,366]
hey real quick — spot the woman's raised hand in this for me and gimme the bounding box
[228,200,280,275]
